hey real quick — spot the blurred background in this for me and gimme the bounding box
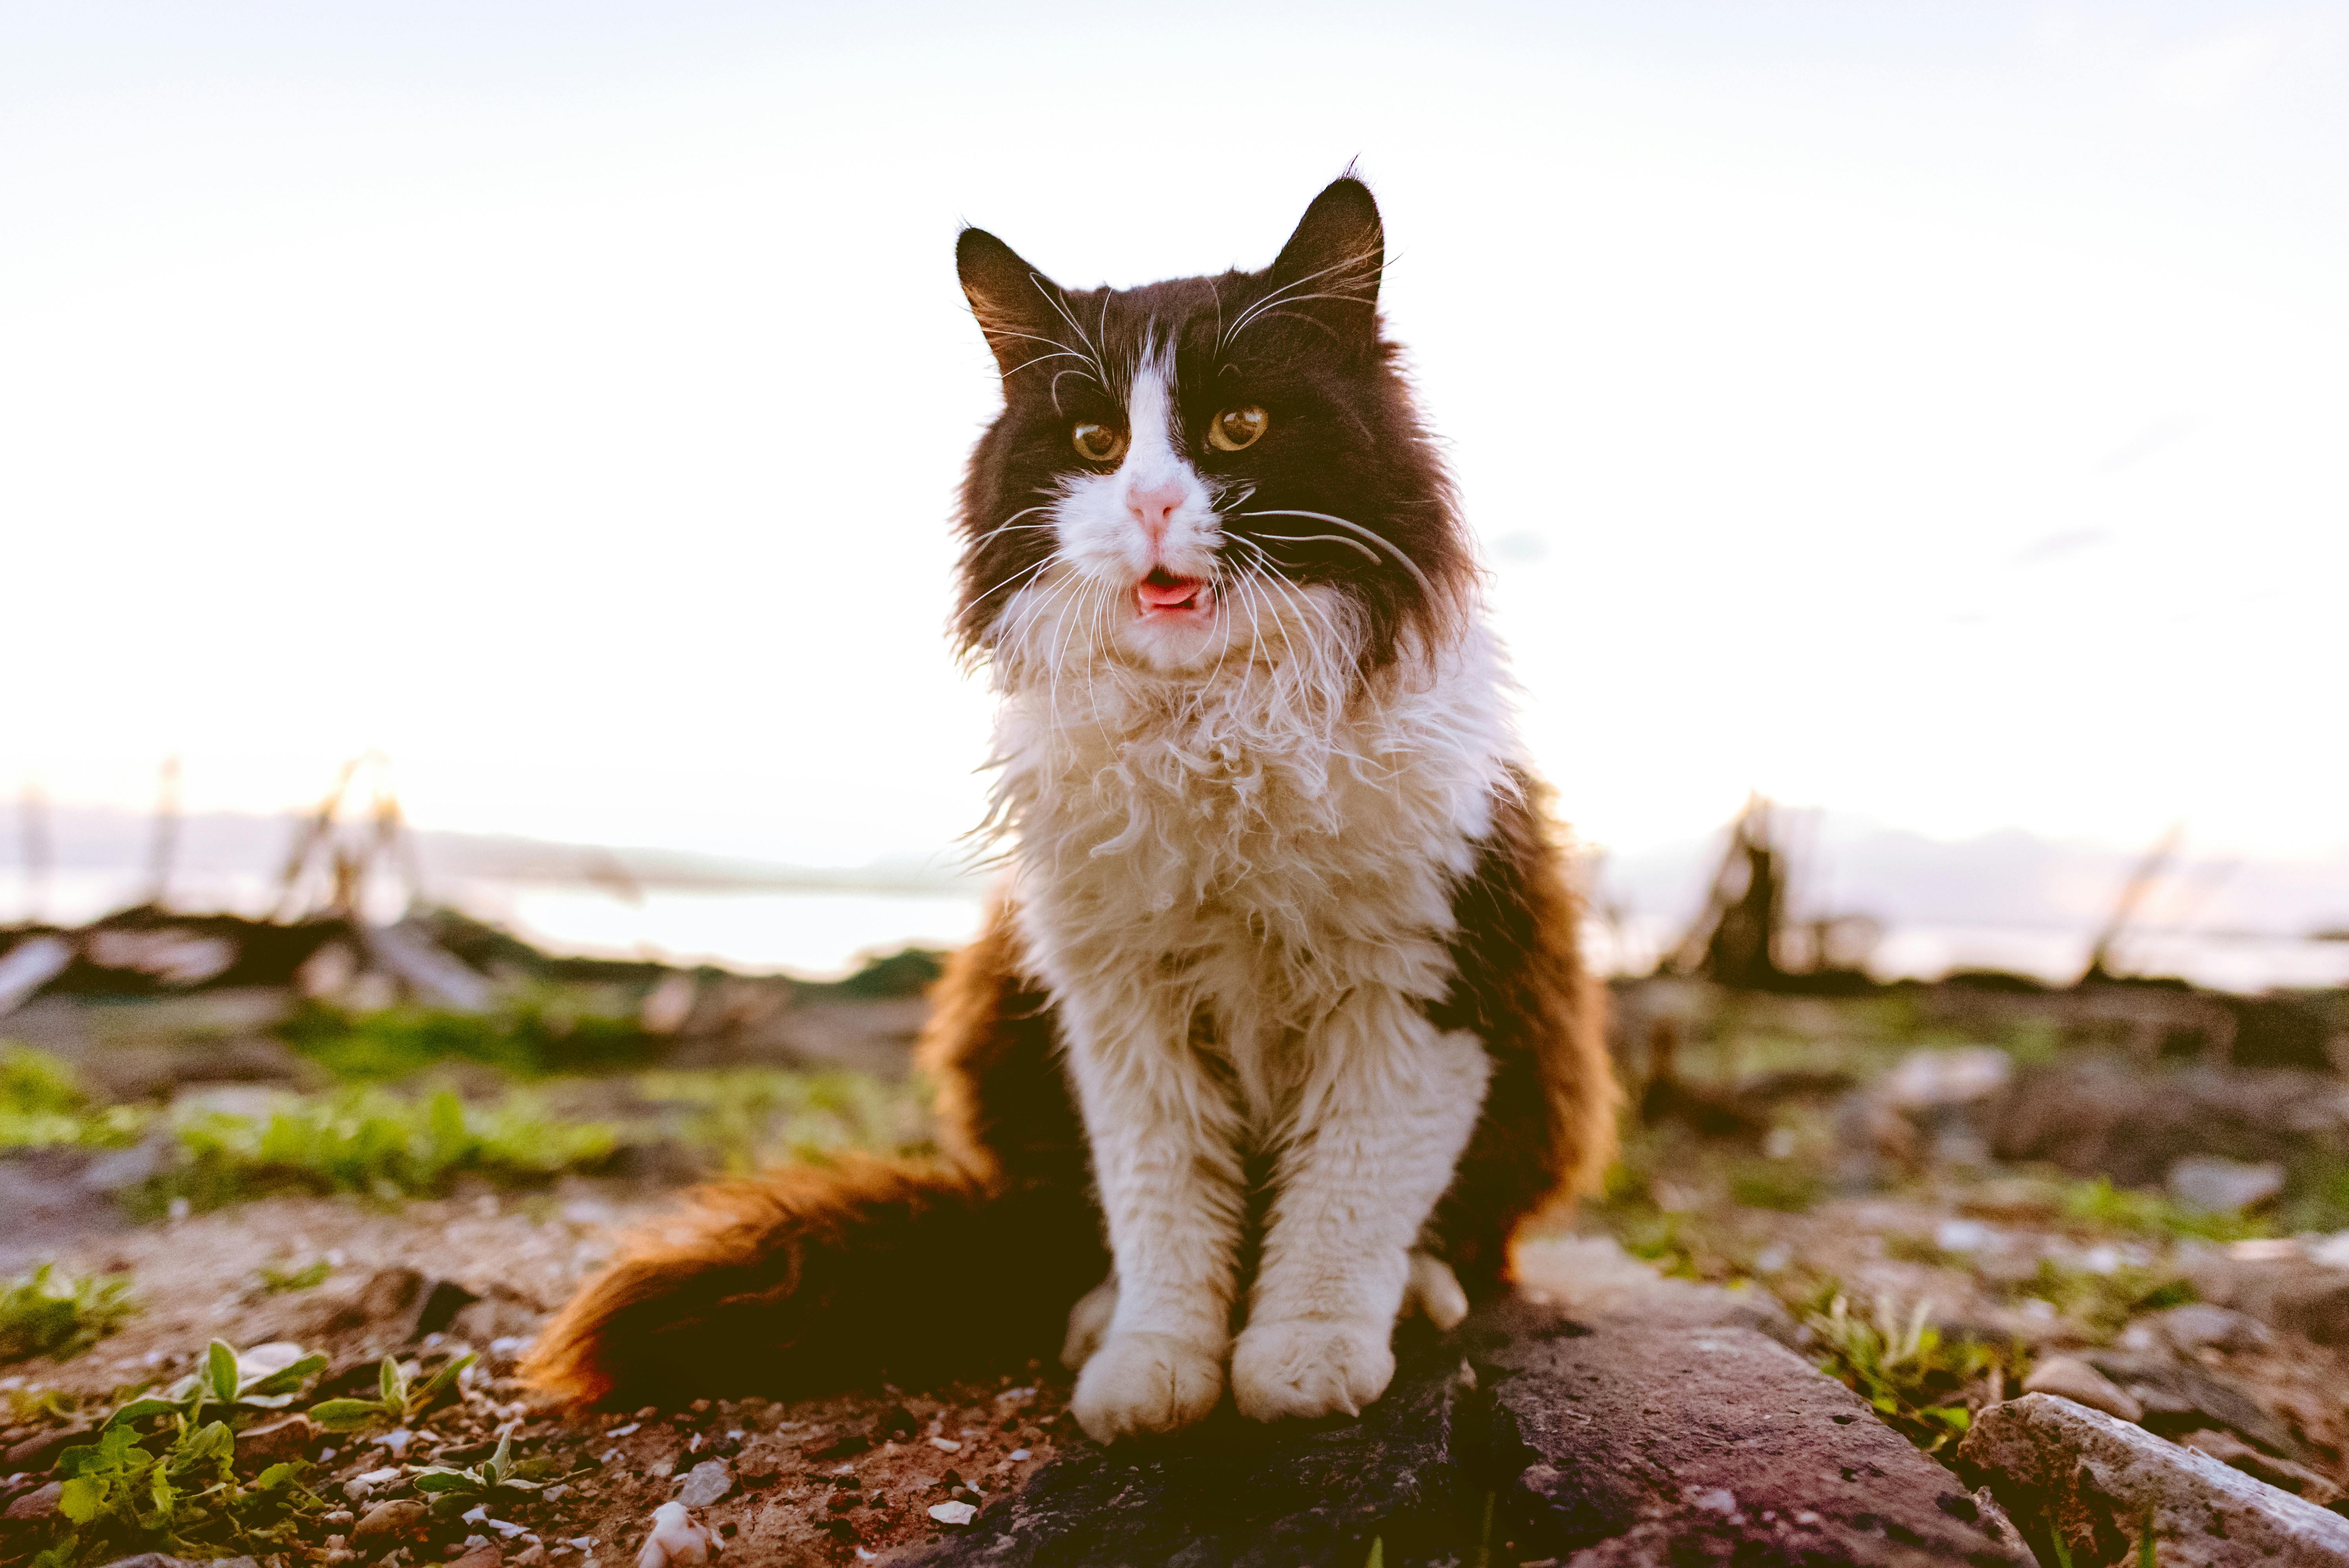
[5,0,2344,984]
[5,9,2349,1548]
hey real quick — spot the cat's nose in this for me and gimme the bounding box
[1127,478,1185,543]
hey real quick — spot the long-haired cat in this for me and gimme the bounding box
[523,176,1619,1442]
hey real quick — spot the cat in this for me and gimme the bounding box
[523,175,1619,1443]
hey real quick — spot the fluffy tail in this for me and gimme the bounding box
[522,1154,1106,1409]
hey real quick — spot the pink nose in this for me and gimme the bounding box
[1128,479,1185,540]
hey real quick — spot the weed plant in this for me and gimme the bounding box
[0,1266,139,1365]
[146,1086,618,1211]
[0,1045,144,1150]
[638,1067,928,1173]
[279,994,659,1080]
[1799,1286,2018,1452]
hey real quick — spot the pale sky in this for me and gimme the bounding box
[5,1,2345,871]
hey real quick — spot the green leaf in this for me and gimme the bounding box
[379,1355,407,1410]
[207,1340,240,1405]
[245,1352,329,1397]
[411,1470,478,1493]
[307,1398,388,1431]
[254,1461,303,1490]
[484,1430,512,1483]
[104,1396,180,1429]
[56,1477,108,1524]
[408,1351,474,1414]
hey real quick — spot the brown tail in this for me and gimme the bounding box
[521,1154,1106,1410]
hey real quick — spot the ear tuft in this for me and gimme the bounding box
[1268,176,1385,321]
[957,227,1069,380]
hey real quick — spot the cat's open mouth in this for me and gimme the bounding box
[1136,568,1212,621]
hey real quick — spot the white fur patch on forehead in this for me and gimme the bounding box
[1123,338,1179,461]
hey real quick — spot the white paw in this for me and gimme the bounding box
[1229,1316,1395,1423]
[1069,1330,1224,1442]
[1060,1276,1119,1370]
[1403,1251,1469,1331]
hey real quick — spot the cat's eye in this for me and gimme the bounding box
[1072,423,1127,464]
[1207,405,1269,452]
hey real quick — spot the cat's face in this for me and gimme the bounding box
[952,178,1469,681]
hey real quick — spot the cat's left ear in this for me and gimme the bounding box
[1266,176,1385,337]
[957,227,1073,381]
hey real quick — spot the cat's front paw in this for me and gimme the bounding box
[1070,1330,1224,1442]
[1229,1315,1395,1422]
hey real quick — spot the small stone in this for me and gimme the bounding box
[5,1481,61,1521]
[324,1511,357,1529]
[2168,1156,2286,1215]
[354,1499,430,1541]
[2021,1357,2144,1423]
[236,1414,320,1469]
[445,1546,502,1568]
[5,1424,93,1473]
[2123,1303,2275,1356]
[675,1460,731,1509]
[511,1550,546,1567]
[927,1501,977,1527]
[927,1437,962,1453]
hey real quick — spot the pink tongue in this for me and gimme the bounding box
[1139,576,1201,606]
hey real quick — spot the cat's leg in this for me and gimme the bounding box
[1231,991,1490,1422]
[1402,1251,1469,1331]
[1056,982,1247,1442]
[1059,1275,1118,1369]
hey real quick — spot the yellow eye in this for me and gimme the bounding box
[1207,404,1269,452]
[1072,423,1127,463]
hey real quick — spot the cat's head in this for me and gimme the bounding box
[951,177,1471,683]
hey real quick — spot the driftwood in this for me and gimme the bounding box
[895,1249,2025,1567]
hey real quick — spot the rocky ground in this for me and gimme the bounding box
[5,980,2349,1565]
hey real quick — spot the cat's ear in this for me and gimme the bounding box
[1266,176,1384,336]
[957,227,1073,381]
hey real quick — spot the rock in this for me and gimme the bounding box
[2309,1230,2349,1270]
[2021,1355,2143,1422]
[2083,1351,2300,1457]
[5,1424,94,1473]
[414,1279,483,1339]
[895,1289,2026,1566]
[236,1413,321,1469]
[2180,1250,2349,1346]
[2180,1430,2344,1506]
[1957,1393,2349,1566]
[5,1481,61,1521]
[1883,1046,2012,1107]
[2116,1303,2275,1356]
[339,1266,427,1332]
[2169,1156,2287,1214]
[444,1544,502,1568]
[353,1499,430,1542]
[634,1501,716,1568]
[926,1502,977,1527]
[676,1459,732,1508]
[91,1557,260,1568]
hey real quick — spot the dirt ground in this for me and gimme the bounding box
[0,1185,1075,1565]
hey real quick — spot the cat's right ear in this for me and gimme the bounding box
[957,228,1070,381]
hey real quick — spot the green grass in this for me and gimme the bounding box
[278,994,662,1080]
[1728,1158,1823,1213]
[1799,1285,2018,1453]
[146,1085,619,1211]
[2059,1175,2265,1242]
[2010,1258,2194,1340]
[0,1266,140,1365]
[0,1044,145,1150]
[639,1067,928,1173]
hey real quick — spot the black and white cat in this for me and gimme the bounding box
[528,177,1619,1443]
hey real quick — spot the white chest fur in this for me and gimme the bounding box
[991,602,1514,1125]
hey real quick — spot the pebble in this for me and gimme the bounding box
[928,1437,962,1453]
[676,1459,732,1508]
[353,1499,428,1541]
[2021,1356,2144,1423]
[927,1501,977,1527]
